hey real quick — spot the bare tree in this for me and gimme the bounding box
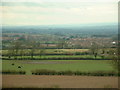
[108,48,118,71]
[19,44,24,60]
[7,46,14,59]
[58,39,68,49]
[29,41,36,59]
[9,40,22,60]
[90,42,99,59]
[36,42,46,59]
[39,49,46,59]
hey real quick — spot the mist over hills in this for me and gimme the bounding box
[2,24,118,37]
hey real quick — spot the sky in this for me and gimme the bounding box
[1,0,118,26]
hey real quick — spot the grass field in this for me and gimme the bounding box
[2,49,89,54]
[2,60,115,75]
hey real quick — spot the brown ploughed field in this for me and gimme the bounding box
[2,75,118,88]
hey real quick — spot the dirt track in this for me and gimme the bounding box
[2,75,118,88]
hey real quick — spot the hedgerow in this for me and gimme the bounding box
[2,70,26,75]
[31,69,118,76]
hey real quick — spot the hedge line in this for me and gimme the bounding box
[2,70,26,75]
[2,70,119,76]
[2,57,110,60]
[31,69,119,76]
[2,52,89,56]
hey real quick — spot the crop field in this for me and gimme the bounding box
[2,75,118,88]
[2,60,115,75]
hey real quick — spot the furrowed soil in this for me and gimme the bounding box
[2,75,118,88]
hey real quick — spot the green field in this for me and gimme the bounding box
[2,60,115,75]
[2,49,89,55]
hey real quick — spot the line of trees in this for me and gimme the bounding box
[6,40,46,60]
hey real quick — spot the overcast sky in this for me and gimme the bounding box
[1,0,118,26]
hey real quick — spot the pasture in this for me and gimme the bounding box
[2,60,115,75]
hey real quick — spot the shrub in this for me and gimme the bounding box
[75,52,89,55]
